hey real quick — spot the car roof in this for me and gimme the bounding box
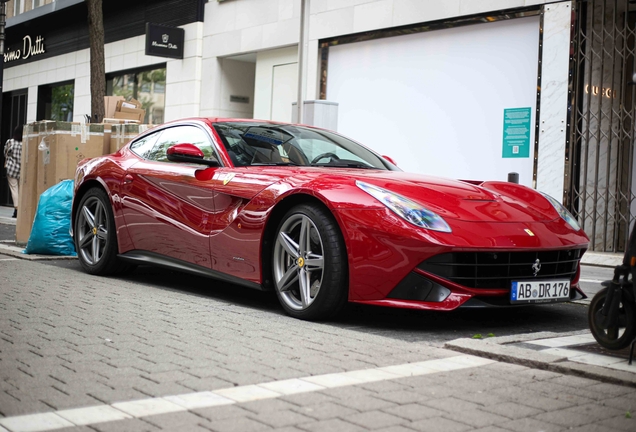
[160,117,321,130]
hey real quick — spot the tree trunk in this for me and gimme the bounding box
[87,0,105,123]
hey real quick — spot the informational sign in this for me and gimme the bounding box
[145,23,184,59]
[502,107,531,158]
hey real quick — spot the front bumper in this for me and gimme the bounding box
[334,208,589,310]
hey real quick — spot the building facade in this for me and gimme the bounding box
[0,0,634,252]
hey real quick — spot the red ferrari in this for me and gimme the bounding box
[72,118,589,320]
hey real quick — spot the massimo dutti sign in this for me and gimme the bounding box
[4,35,46,63]
[145,23,184,60]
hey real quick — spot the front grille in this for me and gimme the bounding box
[417,249,585,289]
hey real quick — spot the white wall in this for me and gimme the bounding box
[270,62,298,122]
[253,46,298,121]
[163,22,204,121]
[304,0,556,100]
[3,22,203,123]
[3,0,564,127]
[327,16,540,185]
[218,58,256,118]
[202,0,300,58]
[201,0,558,118]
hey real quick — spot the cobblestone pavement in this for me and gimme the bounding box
[1,257,635,432]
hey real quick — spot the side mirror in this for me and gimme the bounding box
[382,155,398,166]
[166,143,220,167]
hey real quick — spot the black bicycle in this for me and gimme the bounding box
[588,226,636,364]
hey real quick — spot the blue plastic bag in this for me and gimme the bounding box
[24,179,77,256]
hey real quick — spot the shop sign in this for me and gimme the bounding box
[502,107,531,158]
[585,84,617,99]
[4,35,46,63]
[145,23,184,60]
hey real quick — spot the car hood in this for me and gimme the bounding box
[229,166,561,224]
[336,170,559,223]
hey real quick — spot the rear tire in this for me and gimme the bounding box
[272,203,348,320]
[588,287,636,350]
[75,187,133,276]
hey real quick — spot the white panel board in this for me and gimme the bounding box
[327,16,540,186]
[271,63,298,122]
[253,46,298,120]
[536,2,572,201]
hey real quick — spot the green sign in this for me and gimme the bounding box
[502,107,531,158]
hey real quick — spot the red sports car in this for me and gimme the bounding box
[72,118,589,320]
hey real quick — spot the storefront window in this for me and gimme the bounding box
[37,81,74,121]
[107,66,166,125]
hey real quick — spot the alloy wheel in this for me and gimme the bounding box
[77,196,109,265]
[273,213,325,311]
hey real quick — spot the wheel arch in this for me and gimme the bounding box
[260,193,346,291]
[72,178,110,236]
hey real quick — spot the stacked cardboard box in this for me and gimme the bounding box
[16,121,109,244]
[16,123,42,245]
[103,96,146,123]
[110,124,150,153]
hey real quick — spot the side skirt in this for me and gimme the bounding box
[118,250,265,291]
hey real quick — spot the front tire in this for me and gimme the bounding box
[588,287,636,350]
[272,203,348,320]
[75,187,131,275]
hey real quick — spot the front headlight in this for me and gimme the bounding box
[356,181,452,232]
[540,192,581,231]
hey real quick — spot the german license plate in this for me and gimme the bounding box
[510,280,570,304]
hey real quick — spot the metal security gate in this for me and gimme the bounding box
[568,0,636,252]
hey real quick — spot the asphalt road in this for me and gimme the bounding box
[2,248,634,431]
[0,224,15,241]
[36,258,600,345]
[0,214,616,344]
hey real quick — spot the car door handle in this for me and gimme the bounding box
[123,174,134,184]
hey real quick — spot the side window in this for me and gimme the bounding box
[129,132,160,159]
[146,126,218,163]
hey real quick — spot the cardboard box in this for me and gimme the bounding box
[103,124,112,155]
[36,122,106,198]
[103,118,140,124]
[110,124,149,153]
[16,120,150,244]
[105,97,146,123]
[114,105,146,122]
[104,96,125,119]
[116,98,142,111]
[15,122,45,245]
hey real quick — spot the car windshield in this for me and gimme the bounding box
[213,122,393,170]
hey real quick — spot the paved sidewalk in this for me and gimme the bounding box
[1,205,635,431]
[446,330,636,388]
[1,258,635,431]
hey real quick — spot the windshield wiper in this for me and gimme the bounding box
[251,162,301,166]
[310,162,375,169]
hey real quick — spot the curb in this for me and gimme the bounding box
[0,241,76,261]
[581,251,622,268]
[444,330,636,388]
[0,217,16,226]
